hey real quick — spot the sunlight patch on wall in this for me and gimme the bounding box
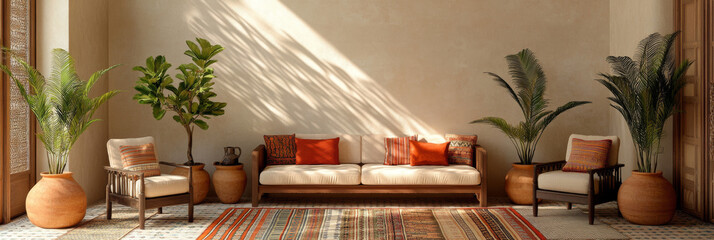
[184,0,435,135]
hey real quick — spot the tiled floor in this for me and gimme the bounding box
[0,195,713,239]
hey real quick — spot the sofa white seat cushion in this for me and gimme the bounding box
[135,174,190,198]
[361,164,480,185]
[538,170,600,195]
[259,164,361,185]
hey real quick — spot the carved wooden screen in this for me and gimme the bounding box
[1,0,35,222]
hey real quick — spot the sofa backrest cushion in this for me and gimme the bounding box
[296,134,361,164]
[362,134,396,164]
[417,134,447,143]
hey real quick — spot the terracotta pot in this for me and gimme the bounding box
[618,171,676,225]
[212,163,247,204]
[505,163,539,205]
[170,163,210,204]
[26,172,86,228]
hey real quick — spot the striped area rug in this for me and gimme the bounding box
[198,208,545,240]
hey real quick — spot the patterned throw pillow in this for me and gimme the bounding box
[384,135,417,165]
[562,138,612,172]
[264,134,297,165]
[119,143,161,177]
[445,134,478,165]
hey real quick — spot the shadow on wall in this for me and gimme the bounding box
[185,0,434,136]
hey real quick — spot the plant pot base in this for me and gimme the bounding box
[505,163,539,205]
[170,163,210,204]
[618,171,676,225]
[26,172,86,228]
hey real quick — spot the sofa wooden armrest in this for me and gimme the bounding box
[252,144,266,207]
[474,145,487,207]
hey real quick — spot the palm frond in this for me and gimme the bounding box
[1,48,119,174]
[472,49,590,164]
[598,32,692,173]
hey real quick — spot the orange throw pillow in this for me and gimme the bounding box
[409,140,449,166]
[562,138,612,172]
[119,143,161,177]
[295,137,340,165]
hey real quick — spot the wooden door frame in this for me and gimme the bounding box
[1,0,36,224]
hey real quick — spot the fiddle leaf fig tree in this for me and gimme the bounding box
[132,38,227,165]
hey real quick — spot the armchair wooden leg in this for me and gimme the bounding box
[157,207,162,214]
[106,190,112,220]
[533,198,538,217]
[567,202,572,210]
[588,203,595,225]
[139,200,145,229]
[188,199,194,222]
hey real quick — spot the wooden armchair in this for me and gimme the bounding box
[533,134,624,225]
[105,137,193,229]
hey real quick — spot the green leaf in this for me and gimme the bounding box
[194,119,209,130]
[152,106,166,120]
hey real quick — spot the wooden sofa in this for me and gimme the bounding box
[251,134,487,207]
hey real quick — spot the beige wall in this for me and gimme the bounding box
[107,0,612,197]
[36,0,110,203]
[609,0,675,182]
[35,0,68,179]
[67,0,111,204]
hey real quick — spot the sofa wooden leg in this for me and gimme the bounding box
[252,192,261,207]
[478,192,487,207]
[533,198,538,217]
[588,204,595,225]
[157,207,162,214]
[567,202,572,210]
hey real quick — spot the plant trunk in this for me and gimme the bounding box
[185,125,194,165]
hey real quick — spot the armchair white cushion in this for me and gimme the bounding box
[538,170,600,194]
[137,175,190,198]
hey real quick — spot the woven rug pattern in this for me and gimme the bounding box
[198,208,545,240]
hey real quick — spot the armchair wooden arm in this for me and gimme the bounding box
[534,160,566,176]
[588,164,625,198]
[105,166,144,198]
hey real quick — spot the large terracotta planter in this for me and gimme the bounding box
[505,163,538,205]
[618,171,676,225]
[170,163,210,204]
[212,164,247,204]
[26,172,86,228]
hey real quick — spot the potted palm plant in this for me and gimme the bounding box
[598,32,691,225]
[1,49,118,228]
[472,49,590,204]
[132,38,227,204]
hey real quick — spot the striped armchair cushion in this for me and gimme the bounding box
[119,143,161,177]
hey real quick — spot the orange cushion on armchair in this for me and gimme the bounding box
[409,140,449,166]
[295,137,340,165]
[562,138,612,172]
